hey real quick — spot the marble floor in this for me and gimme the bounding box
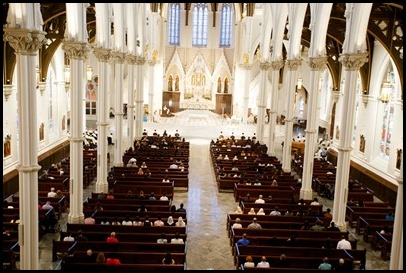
[37,110,389,270]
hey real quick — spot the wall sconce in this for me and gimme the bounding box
[297,77,303,90]
[380,81,392,104]
[86,65,93,81]
[64,65,71,92]
[3,84,13,101]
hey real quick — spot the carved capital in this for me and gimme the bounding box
[62,41,91,60]
[111,51,126,64]
[307,56,328,71]
[3,29,47,55]
[135,56,146,65]
[271,60,284,71]
[126,54,137,65]
[339,53,368,71]
[259,61,271,70]
[93,47,110,62]
[285,58,302,71]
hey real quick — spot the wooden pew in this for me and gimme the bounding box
[346,206,393,228]
[356,216,394,238]
[63,251,186,264]
[52,240,187,262]
[66,223,186,234]
[371,231,392,251]
[235,244,365,269]
[61,262,185,271]
[59,231,187,243]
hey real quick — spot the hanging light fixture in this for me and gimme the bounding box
[64,65,70,92]
[297,77,303,90]
[86,65,93,81]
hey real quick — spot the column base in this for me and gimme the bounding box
[113,162,124,167]
[95,181,109,194]
[299,188,313,200]
[68,213,84,224]
[334,221,348,232]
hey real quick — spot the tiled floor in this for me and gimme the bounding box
[37,110,389,270]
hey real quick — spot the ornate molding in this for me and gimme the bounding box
[3,84,13,101]
[259,61,271,70]
[285,58,302,71]
[111,51,126,64]
[62,41,91,60]
[126,54,137,65]
[3,29,47,55]
[271,60,284,71]
[135,56,146,65]
[93,47,110,62]
[307,56,328,71]
[339,53,368,71]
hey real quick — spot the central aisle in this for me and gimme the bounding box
[174,138,237,270]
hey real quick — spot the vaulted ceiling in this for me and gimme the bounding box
[3,3,403,93]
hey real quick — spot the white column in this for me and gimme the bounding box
[242,65,251,125]
[390,160,403,270]
[93,47,110,194]
[300,56,327,200]
[267,60,284,156]
[332,53,368,231]
[135,56,146,139]
[63,41,91,223]
[282,58,302,172]
[256,61,270,142]
[148,59,157,122]
[111,52,126,167]
[4,28,47,270]
[126,55,136,148]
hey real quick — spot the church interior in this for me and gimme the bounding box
[2,3,403,270]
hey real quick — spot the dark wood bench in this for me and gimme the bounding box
[237,254,353,270]
[235,244,365,270]
[346,206,393,228]
[371,231,392,251]
[59,231,187,243]
[356,216,394,242]
[61,262,185,270]
[52,240,187,262]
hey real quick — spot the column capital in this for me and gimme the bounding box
[339,52,368,71]
[271,60,284,70]
[93,47,111,62]
[259,61,271,70]
[307,56,328,71]
[126,54,137,65]
[337,146,353,152]
[135,56,146,65]
[285,58,302,71]
[111,51,126,64]
[62,41,91,60]
[3,28,47,55]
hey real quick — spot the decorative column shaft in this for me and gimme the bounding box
[63,41,91,223]
[300,56,327,200]
[390,160,403,270]
[148,59,157,122]
[282,58,302,172]
[135,56,146,139]
[242,64,251,125]
[256,61,270,142]
[94,47,110,194]
[111,52,126,167]
[332,53,368,231]
[267,60,284,156]
[4,28,47,270]
[126,54,136,148]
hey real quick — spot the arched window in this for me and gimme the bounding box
[224,78,229,93]
[217,77,222,93]
[168,3,180,45]
[192,3,208,47]
[220,3,233,47]
[378,64,395,160]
